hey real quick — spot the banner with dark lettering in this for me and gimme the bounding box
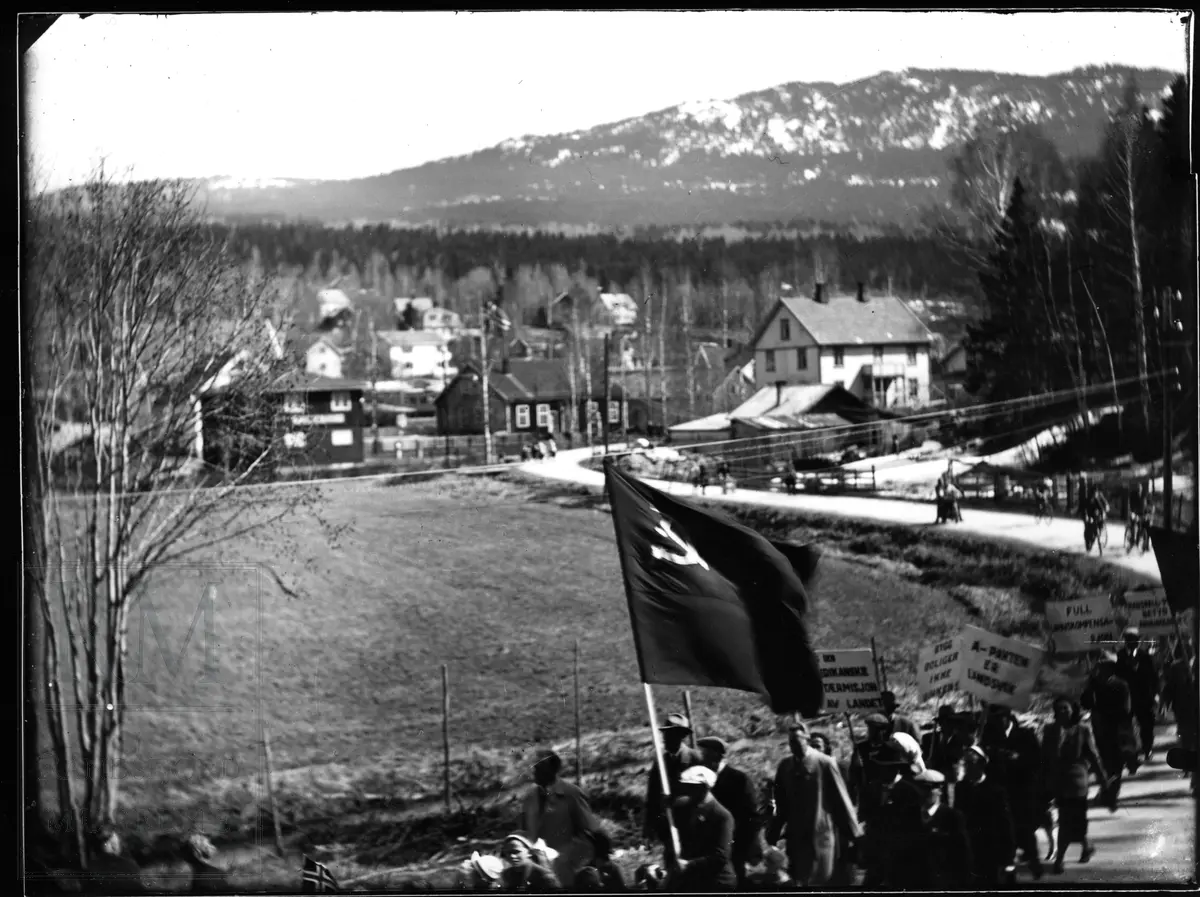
[1045,594,1119,654]
[959,625,1044,711]
[1118,587,1177,638]
[816,648,881,713]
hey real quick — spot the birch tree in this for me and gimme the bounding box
[26,172,336,862]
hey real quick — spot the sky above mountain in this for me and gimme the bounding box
[24,10,1190,191]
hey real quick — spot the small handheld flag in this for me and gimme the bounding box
[302,855,339,893]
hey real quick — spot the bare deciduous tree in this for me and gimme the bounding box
[27,171,336,863]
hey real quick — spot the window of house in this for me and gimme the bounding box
[515,404,531,428]
[536,403,552,429]
[796,348,807,370]
[283,432,307,449]
[765,350,776,373]
[907,346,918,366]
[873,346,884,364]
[330,391,351,412]
[779,317,790,341]
[908,378,920,402]
[283,394,306,414]
[608,401,621,424]
[330,429,354,446]
[833,348,844,368]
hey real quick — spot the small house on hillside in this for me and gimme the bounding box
[377,329,455,381]
[751,283,933,408]
[305,331,352,379]
[932,340,970,404]
[435,358,624,437]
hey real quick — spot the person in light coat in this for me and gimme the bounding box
[520,749,599,887]
[766,720,862,886]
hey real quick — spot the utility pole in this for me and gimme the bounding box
[480,296,493,465]
[603,331,611,455]
[619,332,629,446]
[370,322,381,454]
[1160,288,1175,531]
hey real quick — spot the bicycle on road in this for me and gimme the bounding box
[1034,494,1054,524]
[1125,513,1150,555]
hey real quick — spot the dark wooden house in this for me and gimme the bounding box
[201,372,367,470]
[435,359,624,437]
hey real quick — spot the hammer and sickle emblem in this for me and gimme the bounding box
[650,515,710,571]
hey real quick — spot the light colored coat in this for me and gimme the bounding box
[521,779,598,887]
[768,749,863,886]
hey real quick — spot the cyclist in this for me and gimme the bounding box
[1084,483,1110,549]
[1128,481,1148,549]
[1034,477,1053,518]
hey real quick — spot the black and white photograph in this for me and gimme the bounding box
[19,9,1196,893]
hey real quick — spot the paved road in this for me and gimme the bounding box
[521,447,1163,584]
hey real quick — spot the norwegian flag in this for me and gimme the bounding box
[302,855,339,892]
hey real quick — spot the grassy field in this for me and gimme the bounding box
[39,472,1141,888]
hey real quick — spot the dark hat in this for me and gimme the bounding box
[534,749,561,767]
[865,713,890,727]
[695,736,727,757]
[659,712,692,732]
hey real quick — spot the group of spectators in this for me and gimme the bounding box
[459,631,1194,892]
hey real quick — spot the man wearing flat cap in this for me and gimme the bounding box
[1082,650,1137,810]
[665,765,737,892]
[643,712,702,864]
[1116,625,1161,766]
[767,719,861,887]
[697,736,763,888]
[521,749,599,887]
[847,713,896,826]
[954,745,1017,887]
[882,768,973,889]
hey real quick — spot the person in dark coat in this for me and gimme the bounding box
[847,713,896,826]
[920,706,978,806]
[643,713,701,864]
[878,768,973,889]
[576,830,626,892]
[696,736,763,888]
[1041,696,1107,873]
[881,690,922,742]
[1082,651,1138,810]
[980,705,1044,880]
[1116,626,1161,766]
[954,745,1017,886]
[767,720,862,887]
[666,765,737,892]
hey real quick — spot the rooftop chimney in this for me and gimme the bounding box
[775,380,785,409]
[814,282,825,304]
[857,282,867,303]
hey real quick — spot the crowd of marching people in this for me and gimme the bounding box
[457,628,1194,892]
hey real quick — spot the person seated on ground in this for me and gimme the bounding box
[179,834,231,894]
[632,863,666,892]
[83,827,146,895]
[574,830,627,892]
[456,852,505,891]
[499,832,560,892]
[746,845,792,890]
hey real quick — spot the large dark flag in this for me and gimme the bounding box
[605,461,825,716]
[1149,525,1198,613]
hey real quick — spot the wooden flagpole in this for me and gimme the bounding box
[870,637,888,693]
[683,691,697,747]
[644,684,683,860]
[574,639,584,783]
[260,724,286,857]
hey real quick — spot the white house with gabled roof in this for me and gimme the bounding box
[749,283,934,409]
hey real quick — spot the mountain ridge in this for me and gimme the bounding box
[193,65,1181,228]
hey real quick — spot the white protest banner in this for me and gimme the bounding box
[817,648,882,713]
[916,637,963,701]
[1045,594,1119,654]
[1121,589,1176,638]
[959,625,1044,711]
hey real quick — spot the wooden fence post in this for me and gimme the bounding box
[442,664,452,815]
[574,640,583,784]
[260,725,286,857]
